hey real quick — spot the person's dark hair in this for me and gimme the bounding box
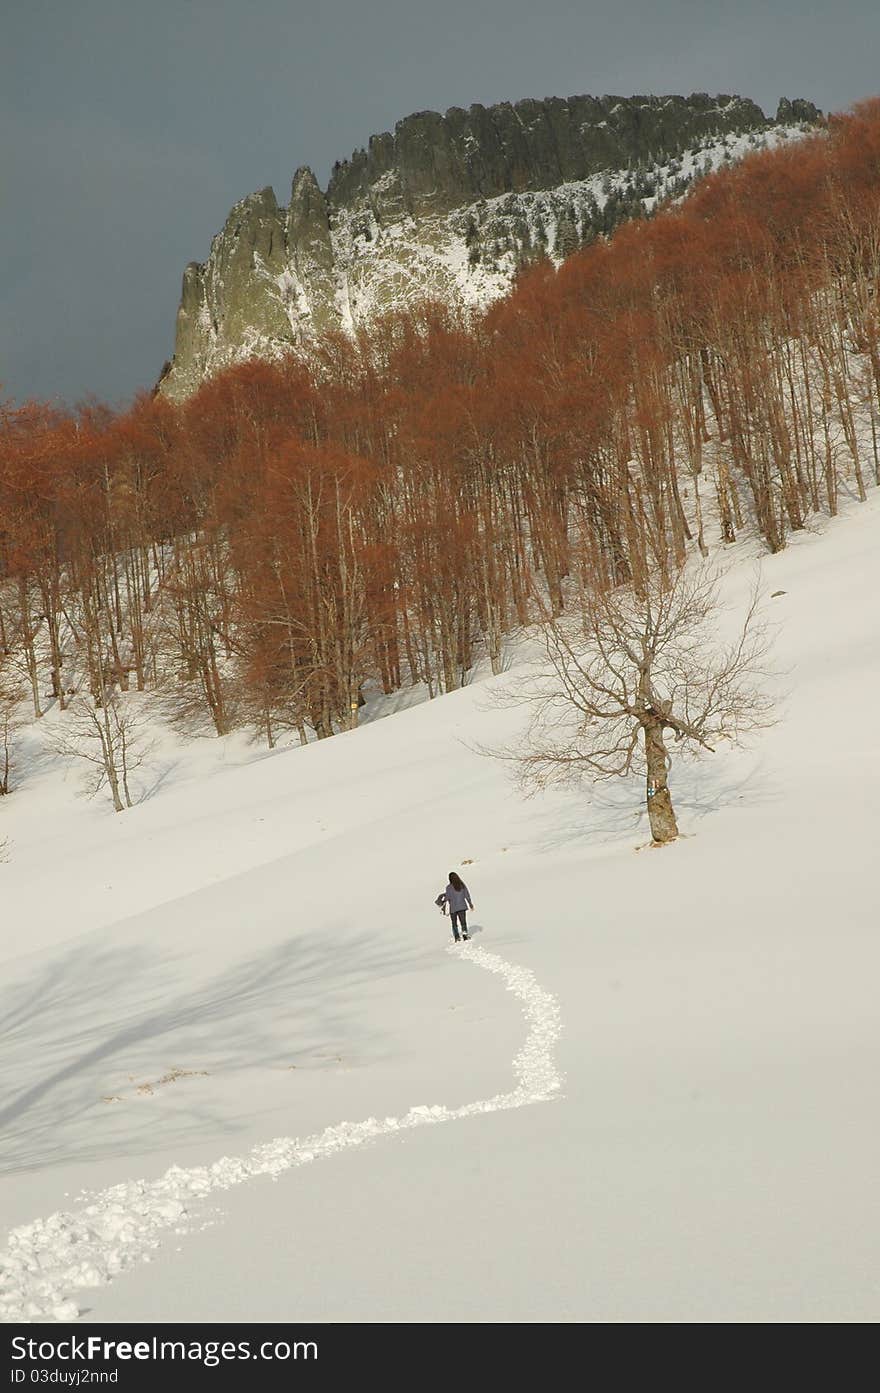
[448,871,463,892]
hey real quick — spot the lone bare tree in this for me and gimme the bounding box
[505,566,775,844]
[48,692,149,812]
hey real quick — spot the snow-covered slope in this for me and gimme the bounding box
[2,497,878,1322]
[332,125,808,325]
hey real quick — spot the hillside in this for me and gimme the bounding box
[1,491,879,1322]
[158,92,820,400]
[2,96,879,1328]
[4,106,880,788]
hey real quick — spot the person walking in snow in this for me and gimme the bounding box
[440,870,474,942]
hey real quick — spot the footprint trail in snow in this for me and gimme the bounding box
[0,943,562,1322]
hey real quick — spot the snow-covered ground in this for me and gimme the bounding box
[1,496,879,1323]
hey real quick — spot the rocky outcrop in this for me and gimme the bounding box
[326,92,770,217]
[776,97,822,125]
[158,92,822,400]
[168,188,291,396]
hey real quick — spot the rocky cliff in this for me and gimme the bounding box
[159,93,821,400]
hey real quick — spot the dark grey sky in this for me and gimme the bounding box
[2,0,878,408]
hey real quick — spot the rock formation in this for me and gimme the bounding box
[159,92,821,400]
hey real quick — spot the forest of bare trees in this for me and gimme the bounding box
[2,103,880,808]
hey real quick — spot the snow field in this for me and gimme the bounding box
[0,944,561,1322]
[1,491,879,1322]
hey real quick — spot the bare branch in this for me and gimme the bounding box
[487,561,776,843]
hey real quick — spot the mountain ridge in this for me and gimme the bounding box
[158,91,821,400]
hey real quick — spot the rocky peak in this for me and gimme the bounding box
[159,91,822,400]
[324,92,778,220]
[286,169,332,266]
[776,97,823,125]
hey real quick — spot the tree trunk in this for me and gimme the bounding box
[18,580,42,719]
[0,721,10,794]
[643,720,678,844]
[99,707,125,813]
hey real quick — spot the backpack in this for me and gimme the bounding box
[434,893,447,913]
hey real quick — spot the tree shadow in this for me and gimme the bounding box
[526,751,781,854]
[673,754,781,824]
[137,754,181,801]
[527,780,644,854]
[0,928,422,1177]
[4,718,62,791]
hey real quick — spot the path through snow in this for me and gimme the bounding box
[0,943,562,1322]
